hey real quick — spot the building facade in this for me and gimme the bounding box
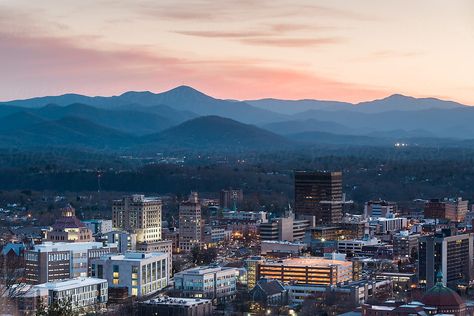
[91,252,169,298]
[25,241,118,284]
[179,192,202,252]
[294,171,343,225]
[174,266,239,303]
[112,195,162,243]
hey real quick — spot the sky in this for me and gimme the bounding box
[1,0,473,104]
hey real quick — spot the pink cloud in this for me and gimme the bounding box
[0,30,384,103]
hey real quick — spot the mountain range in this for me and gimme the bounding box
[1,86,474,151]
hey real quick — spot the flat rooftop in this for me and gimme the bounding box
[35,277,107,291]
[263,257,352,268]
[31,241,111,252]
[143,296,211,306]
[100,252,167,261]
[175,265,237,275]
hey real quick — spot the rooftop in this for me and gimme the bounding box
[99,252,167,261]
[35,277,107,291]
[175,265,238,276]
[143,296,211,306]
[31,241,111,252]
[264,257,352,268]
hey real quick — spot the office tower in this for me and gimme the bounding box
[424,199,457,221]
[220,188,243,209]
[294,171,343,225]
[24,241,118,284]
[178,192,202,252]
[112,195,162,243]
[364,200,397,218]
[47,204,94,243]
[91,252,169,298]
[418,231,473,289]
[393,230,420,259]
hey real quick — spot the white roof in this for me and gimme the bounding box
[34,277,107,291]
[31,241,111,252]
[144,296,211,306]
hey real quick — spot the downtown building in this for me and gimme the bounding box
[112,195,162,244]
[91,252,169,298]
[294,171,343,225]
[25,241,118,284]
[418,231,473,289]
[179,192,203,252]
[174,266,239,304]
[259,212,309,242]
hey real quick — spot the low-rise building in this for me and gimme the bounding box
[260,240,306,256]
[91,252,169,298]
[18,277,108,314]
[138,296,213,316]
[337,237,380,255]
[174,266,239,304]
[258,256,353,286]
[83,219,113,235]
[136,239,173,277]
[25,241,118,284]
[392,231,419,259]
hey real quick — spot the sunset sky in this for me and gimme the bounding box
[1,0,473,104]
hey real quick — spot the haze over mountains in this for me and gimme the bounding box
[1,85,474,151]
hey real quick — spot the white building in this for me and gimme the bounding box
[83,219,113,235]
[222,210,268,223]
[369,217,407,234]
[174,266,239,303]
[91,252,168,298]
[33,277,108,312]
[337,237,380,255]
[260,240,306,256]
[25,241,118,284]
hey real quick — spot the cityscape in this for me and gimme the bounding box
[1,1,474,316]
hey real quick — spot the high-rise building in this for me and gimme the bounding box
[418,231,473,289]
[220,188,243,209]
[393,230,420,260]
[179,192,202,252]
[294,171,343,225]
[112,195,162,243]
[424,199,457,221]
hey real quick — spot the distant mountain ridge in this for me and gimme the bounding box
[1,86,474,150]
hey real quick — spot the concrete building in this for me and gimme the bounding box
[203,225,232,245]
[220,188,243,209]
[138,296,213,316]
[369,217,407,234]
[393,231,419,259]
[222,210,268,223]
[337,237,381,255]
[136,239,173,277]
[179,192,203,252]
[91,252,169,298]
[245,256,265,290]
[34,277,108,312]
[25,241,118,284]
[286,279,391,306]
[294,170,343,225]
[260,240,306,256]
[418,231,473,289]
[47,205,94,243]
[174,266,239,303]
[112,195,162,243]
[364,200,397,218]
[83,219,113,235]
[257,256,353,286]
[104,230,137,253]
[259,212,309,242]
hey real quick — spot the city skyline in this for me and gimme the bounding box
[1,0,473,104]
